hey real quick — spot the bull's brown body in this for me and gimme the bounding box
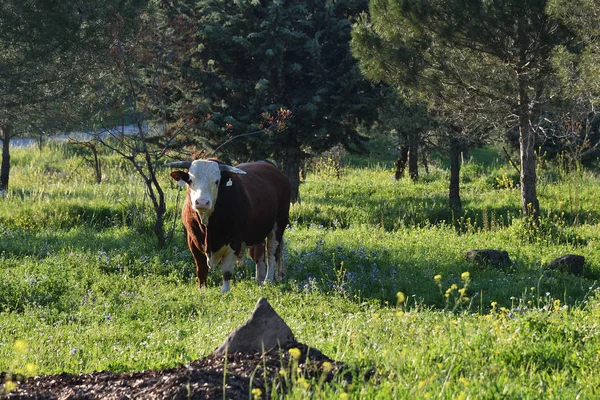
[175,160,291,290]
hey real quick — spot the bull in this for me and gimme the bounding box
[167,159,291,293]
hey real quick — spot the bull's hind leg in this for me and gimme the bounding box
[275,240,285,280]
[265,223,285,283]
[249,243,266,283]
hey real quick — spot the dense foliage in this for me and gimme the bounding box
[155,0,379,202]
[351,0,600,220]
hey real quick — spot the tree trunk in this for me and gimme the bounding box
[517,16,540,220]
[153,207,166,248]
[422,150,430,175]
[91,145,102,184]
[519,122,539,219]
[408,136,419,181]
[449,139,462,214]
[150,184,166,249]
[394,145,409,180]
[281,147,301,204]
[0,126,11,192]
[145,152,167,248]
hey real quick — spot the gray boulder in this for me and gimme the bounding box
[466,249,511,269]
[547,254,585,276]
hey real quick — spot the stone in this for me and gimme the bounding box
[547,254,585,276]
[212,297,296,357]
[466,249,511,269]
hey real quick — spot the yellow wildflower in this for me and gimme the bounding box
[4,380,17,393]
[13,340,27,353]
[25,363,38,376]
[553,299,561,311]
[461,271,470,280]
[297,377,310,390]
[340,393,350,400]
[396,291,406,304]
[251,388,262,399]
[288,348,301,359]
[322,361,332,373]
[434,274,442,282]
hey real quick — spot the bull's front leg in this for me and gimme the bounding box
[209,245,238,293]
[189,241,209,290]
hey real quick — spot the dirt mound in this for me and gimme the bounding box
[2,343,344,399]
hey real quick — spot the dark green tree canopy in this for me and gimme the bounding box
[161,0,378,159]
[352,0,590,218]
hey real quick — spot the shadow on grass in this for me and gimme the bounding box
[283,235,598,314]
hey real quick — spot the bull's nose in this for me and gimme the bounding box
[195,198,211,209]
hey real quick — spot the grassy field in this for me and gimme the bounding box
[2,143,600,398]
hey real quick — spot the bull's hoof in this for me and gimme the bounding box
[221,281,231,293]
[260,278,275,287]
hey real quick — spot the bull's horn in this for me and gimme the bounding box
[165,161,192,169]
[219,164,247,175]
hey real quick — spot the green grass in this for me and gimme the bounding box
[2,145,600,398]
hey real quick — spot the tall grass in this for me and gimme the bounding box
[2,144,600,397]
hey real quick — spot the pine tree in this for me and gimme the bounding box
[161,0,378,202]
[0,1,147,191]
[352,0,581,219]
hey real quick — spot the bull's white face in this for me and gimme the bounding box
[186,160,222,225]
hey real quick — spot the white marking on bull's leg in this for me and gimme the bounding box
[255,250,266,283]
[219,248,237,294]
[208,245,231,268]
[265,223,279,283]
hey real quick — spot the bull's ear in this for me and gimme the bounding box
[170,171,189,184]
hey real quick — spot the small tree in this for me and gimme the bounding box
[352,0,584,220]
[68,138,103,184]
[378,88,430,181]
[547,0,600,168]
[160,0,379,203]
[0,1,148,191]
[90,7,183,247]
[352,9,495,214]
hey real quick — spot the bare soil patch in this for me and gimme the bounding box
[2,343,347,399]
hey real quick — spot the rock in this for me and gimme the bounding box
[547,254,585,276]
[466,249,511,269]
[212,297,295,357]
